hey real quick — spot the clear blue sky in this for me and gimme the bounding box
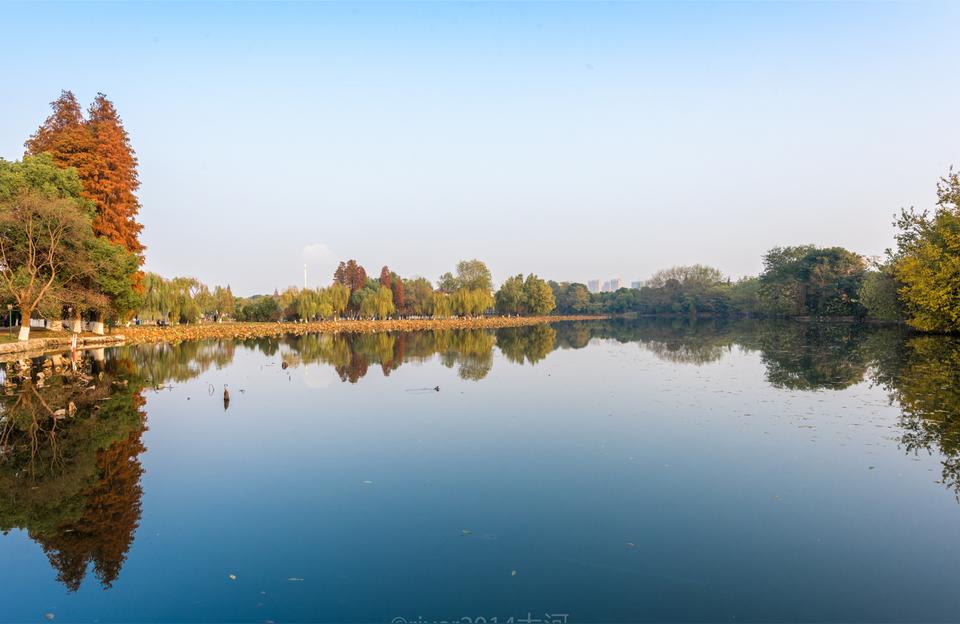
[2,1,958,295]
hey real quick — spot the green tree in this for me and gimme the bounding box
[728,276,761,316]
[1,155,140,335]
[213,285,234,319]
[403,277,435,317]
[522,274,556,315]
[556,282,591,314]
[296,289,321,321]
[892,168,960,332]
[454,259,493,292]
[495,275,525,315]
[0,191,93,340]
[859,267,904,322]
[759,246,866,317]
[327,283,350,318]
[433,292,452,318]
[437,272,458,293]
[359,286,395,319]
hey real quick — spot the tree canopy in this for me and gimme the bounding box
[0,156,140,339]
[25,91,144,260]
[892,168,960,332]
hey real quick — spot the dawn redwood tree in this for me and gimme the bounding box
[85,94,144,258]
[392,276,404,313]
[23,91,92,171]
[334,260,367,295]
[25,91,145,260]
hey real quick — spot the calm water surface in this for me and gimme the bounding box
[2,320,960,623]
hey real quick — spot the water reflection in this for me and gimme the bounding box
[3,320,960,596]
[0,353,146,591]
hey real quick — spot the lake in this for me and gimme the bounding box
[2,319,960,623]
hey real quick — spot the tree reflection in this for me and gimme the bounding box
[745,322,872,390]
[496,325,556,364]
[868,334,960,499]
[5,318,960,598]
[0,353,147,591]
[277,330,497,382]
[118,339,236,386]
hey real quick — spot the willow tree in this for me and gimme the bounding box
[359,286,394,319]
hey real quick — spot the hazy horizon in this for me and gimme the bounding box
[2,1,958,296]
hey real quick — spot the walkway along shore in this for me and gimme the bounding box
[1,315,605,358]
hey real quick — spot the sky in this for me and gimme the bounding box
[2,1,959,296]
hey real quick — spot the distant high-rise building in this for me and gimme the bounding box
[631,281,643,289]
[609,278,622,291]
[587,279,601,293]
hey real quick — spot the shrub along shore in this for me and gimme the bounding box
[118,315,604,346]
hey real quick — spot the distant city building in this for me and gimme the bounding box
[631,281,643,289]
[608,278,622,291]
[587,279,601,294]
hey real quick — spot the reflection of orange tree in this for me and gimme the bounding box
[278,330,498,382]
[39,424,145,590]
[0,357,147,591]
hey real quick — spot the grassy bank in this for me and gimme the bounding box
[118,315,605,345]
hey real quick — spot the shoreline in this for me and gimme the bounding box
[0,334,125,363]
[2,316,606,359]
[119,315,605,345]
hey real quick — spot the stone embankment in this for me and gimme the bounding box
[0,334,124,362]
[120,316,602,345]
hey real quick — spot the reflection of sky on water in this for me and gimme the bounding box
[2,320,959,622]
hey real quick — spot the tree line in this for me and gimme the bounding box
[231,259,556,323]
[3,90,959,338]
[551,168,960,333]
[1,91,144,340]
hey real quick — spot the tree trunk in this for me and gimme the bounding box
[17,307,31,341]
